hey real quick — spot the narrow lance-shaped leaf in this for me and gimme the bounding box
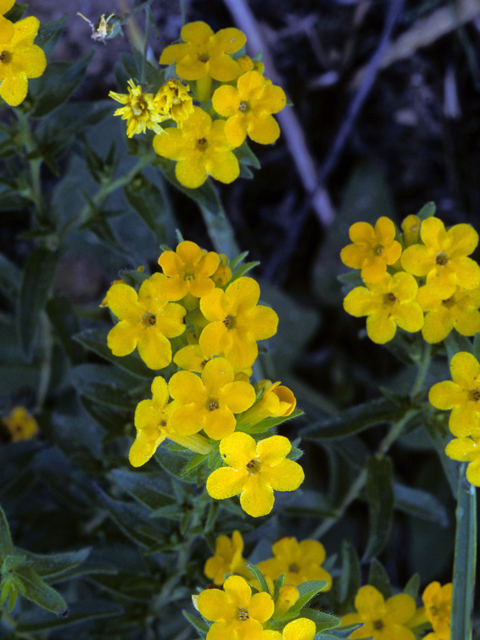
[0,504,13,560]
[16,601,124,634]
[15,565,68,616]
[368,558,392,600]
[338,540,360,606]
[363,456,394,562]
[19,548,91,580]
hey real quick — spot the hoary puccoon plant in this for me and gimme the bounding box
[0,1,476,639]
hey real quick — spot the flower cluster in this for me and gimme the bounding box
[109,20,287,188]
[341,213,480,344]
[104,240,304,516]
[0,0,46,106]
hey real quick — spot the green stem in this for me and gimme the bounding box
[451,467,477,640]
[179,0,186,28]
[410,341,431,397]
[200,205,239,257]
[34,313,53,414]
[16,111,44,222]
[57,153,154,241]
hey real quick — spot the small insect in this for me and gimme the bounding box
[77,12,123,44]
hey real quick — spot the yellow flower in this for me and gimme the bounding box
[273,585,300,618]
[340,218,402,283]
[1,406,38,441]
[0,15,46,107]
[109,79,169,137]
[0,0,15,15]
[237,55,265,75]
[429,352,480,437]
[212,71,286,147]
[341,585,416,640]
[422,582,452,640]
[106,274,186,370]
[129,377,212,467]
[204,530,250,585]
[197,575,274,640]
[159,21,246,83]
[237,380,296,428]
[154,78,193,125]
[401,215,421,247]
[153,106,239,189]
[343,272,424,344]
[445,435,480,486]
[416,283,480,343]
[158,240,219,300]
[212,253,232,287]
[169,357,256,439]
[199,277,279,371]
[174,343,210,373]
[206,432,304,517]
[263,618,316,640]
[257,537,332,589]
[401,217,480,298]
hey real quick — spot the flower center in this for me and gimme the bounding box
[141,312,157,327]
[223,314,237,330]
[429,605,439,616]
[183,270,197,282]
[237,607,249,621]
[373,619,384,630]
[468,388,480,403]
[374,244,384,256]
[206,397,220,412]
[246,459,261,475]
[435,252,450,266]
[288,563,300,573]
[196,137,209,152]
[239,100,251,114]
[0,50,12,64]
[442,295,456,308]
[198,51,211,63]
[134,96,149,114]
[383,292,397,305]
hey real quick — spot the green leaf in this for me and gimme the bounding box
[233,139,261,169]
[368,558,392,600]
[31,51,95,118]
[245,561,269,593]
[238,409,304,435]
[451,472,477,640]
[316,626,362,639]
[34,15,68,57]
[2,554,26,573]
[416,201,436,221]
[363,456,394,562]
[393,483,448,525]
[444,331,473,362]
[423,414,459,497]
[17,248,59,361]
[46,296,84,364]
[124,176,169,242]
[403,573,420,599]
[109,469,176,511]
[295,607,340,632]
[73,328,153,378]
[473,332,480,362]
[19,548,91,581]
[70,364,141,411]
[3,3,27,21]
[0,504,13,559]
[303,399,405,441]
[289,580,330,614]
[1,572,25,611]
[183,609,209,634]
[15,565,67,615]
[16,601,124,633]
[338,541,360,606]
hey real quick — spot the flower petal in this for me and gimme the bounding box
[212,84,240,117]
[366,310,396,344]
[208,52,242,82]
[429,380,464,410]
[137,328,173,369]
[220,431,257,467]
[256,435,291,465]
[197,588,230,622]
[384,594,416,624]
[247,114,280,145]
[240,476,275,517]
[354,585,385,620]
[248,591,275,623]
[450,351,480,387]
[169,370,204,404]
[176,156,208,189]
[261,459,305,491]
[107,321,139,357]
[283,618,316,640]
[207,466,246,499]
[0,71,28,107]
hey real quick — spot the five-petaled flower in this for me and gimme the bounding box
[257,537,332,589]
[343,272,424,344]
[212,70,286,147]
[169,357,255,439]
[153,106,239,189]
[429,351,480,437]
[106,274,186,370]
[109,79,169,137]
[263,618,317,640]
[401,217,480,298]
[340,217,402,283]
[445,435,480,486]
[206,432,304,517]
[204,530,250,585]
[0,12,46,107]
[421,581,452,640]
[196,575,274,640]
[129,376,212,467]
[341,585,416,640]
[158,240,219,300]
[1,406,38,442]
[200,277,278,370]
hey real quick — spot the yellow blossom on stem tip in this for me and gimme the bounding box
[204,530,250,585]
[273,585,300,618]
[257,537,332,589]
[212,70,286,147]
[158,240,219,300]
[401,217,480,298]
[109,79,169,137]
[263,618,316,640]
[236,380,296,428]
[154,78,193,125]
[0,15,46,107]
[421,582,452,640]
[416,283,480,344]
[212,253,232,287]
[173,343,209,373]
[401,214,421,247]
[106,274,186,370]
[429,351,480,437]
[2,406,38,442]
[153,106,239,189]
[129,377,212,467]
[199,276,279,371]
[340,217,402,283]
[159,21,246,83]
[341,585,416,640]
[343,272,424,344]
[237,55,265,75]
[169,357,256,440]
[197,575,274,640]
[445,435,480,485]
[206,432,304,517]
